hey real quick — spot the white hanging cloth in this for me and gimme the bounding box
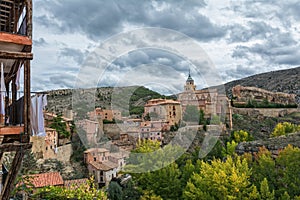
[0,63,7,115]
[37,95,46,136]
[15,65,21,90]
[30,96,38,136]
[30,94,47,136]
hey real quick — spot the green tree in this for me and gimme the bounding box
[279,192,291,200]
[260,178,275,200]
[183,105,199,123]
[184,157,257,200]
[276,145,300,197]
[221,140,238,157]
[209,115,221,125]
[122,180,142,200]
[231,130,253,143]
[199,109,206,125]
[140,190,163,200]
[271,122,300,137]
[251,147,276,192]
[49,114,70,138]
[181,159,195,186]
[108,181,123,200]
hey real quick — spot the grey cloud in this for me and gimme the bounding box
[59,48,86,65]
[33,38,48,47]
[49,74,76,89]
[232,28,300,65]
[36,0,225,41]
[228,21,279,43]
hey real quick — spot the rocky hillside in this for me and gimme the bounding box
[224,66,300,104]
[46,86,167,115]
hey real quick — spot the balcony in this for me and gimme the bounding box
[0,1,33,199]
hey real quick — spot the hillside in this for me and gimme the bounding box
[46,86,168,116]
[224,66,300,104]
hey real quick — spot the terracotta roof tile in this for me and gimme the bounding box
[89,161,118,171]
[24,172,64,188]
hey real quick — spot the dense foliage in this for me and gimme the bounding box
[49,114,70,138]
[117,136,300,200]
[271,122,300,137]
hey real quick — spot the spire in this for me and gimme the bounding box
[186,69,194,82]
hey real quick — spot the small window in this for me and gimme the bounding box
[94,157,96,161]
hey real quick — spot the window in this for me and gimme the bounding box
[94,157,96,161]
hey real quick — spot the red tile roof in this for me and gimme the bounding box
[24,172,64,188]
[89,161,118,171]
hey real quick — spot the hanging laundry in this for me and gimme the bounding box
[0,63,7,115]
[30,96,38,136]
[37,95,46,136]
[42,94,47,109]
[30,94,47,136]
[15,65,21,90]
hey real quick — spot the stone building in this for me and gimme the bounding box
[232,85,297,106]
[88,108,122,121]
[178,72,231,120]
[144,99,182,126]
[84,148,128,187]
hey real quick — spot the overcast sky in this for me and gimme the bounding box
[31,0,300,94]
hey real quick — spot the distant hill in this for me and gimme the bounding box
[46,86,168,116]
[46,67,299,115]
[224,66,300,104]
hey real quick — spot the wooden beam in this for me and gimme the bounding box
[12,77,17,125]
[1,150,25,200]
[0,142,32,151]
[25,0,32,39]
[0,32,32,45]
[0,51,32,59]
[1,0,14,3]
[23,60,30,137]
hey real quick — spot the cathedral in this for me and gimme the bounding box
[178,72,232,126]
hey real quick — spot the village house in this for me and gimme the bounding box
[144,98,182,126]
[140,121,165,141]
[76,119,100,144]
[88,108,122,121]
[30,127,71,160]
[84,148,128,187]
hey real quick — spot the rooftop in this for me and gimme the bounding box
[84,148,109,154]
[89,160,118,171]
[22,172,64,188]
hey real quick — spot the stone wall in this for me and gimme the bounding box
[55,144,73,163]
[31,136,72,162]
[233,107,299,118]
[236,132,300,156]
[232,85,296,105]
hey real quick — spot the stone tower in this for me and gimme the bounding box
[184,70,196,91]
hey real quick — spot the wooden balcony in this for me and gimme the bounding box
[0,0,33,199]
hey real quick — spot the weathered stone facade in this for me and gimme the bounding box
[232,85,296,106]
[178,73,232,128]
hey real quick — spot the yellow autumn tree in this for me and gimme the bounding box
[183,156,259,200]
[271,122,300,137]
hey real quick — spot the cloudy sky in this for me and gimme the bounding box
[31,0,300,94]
